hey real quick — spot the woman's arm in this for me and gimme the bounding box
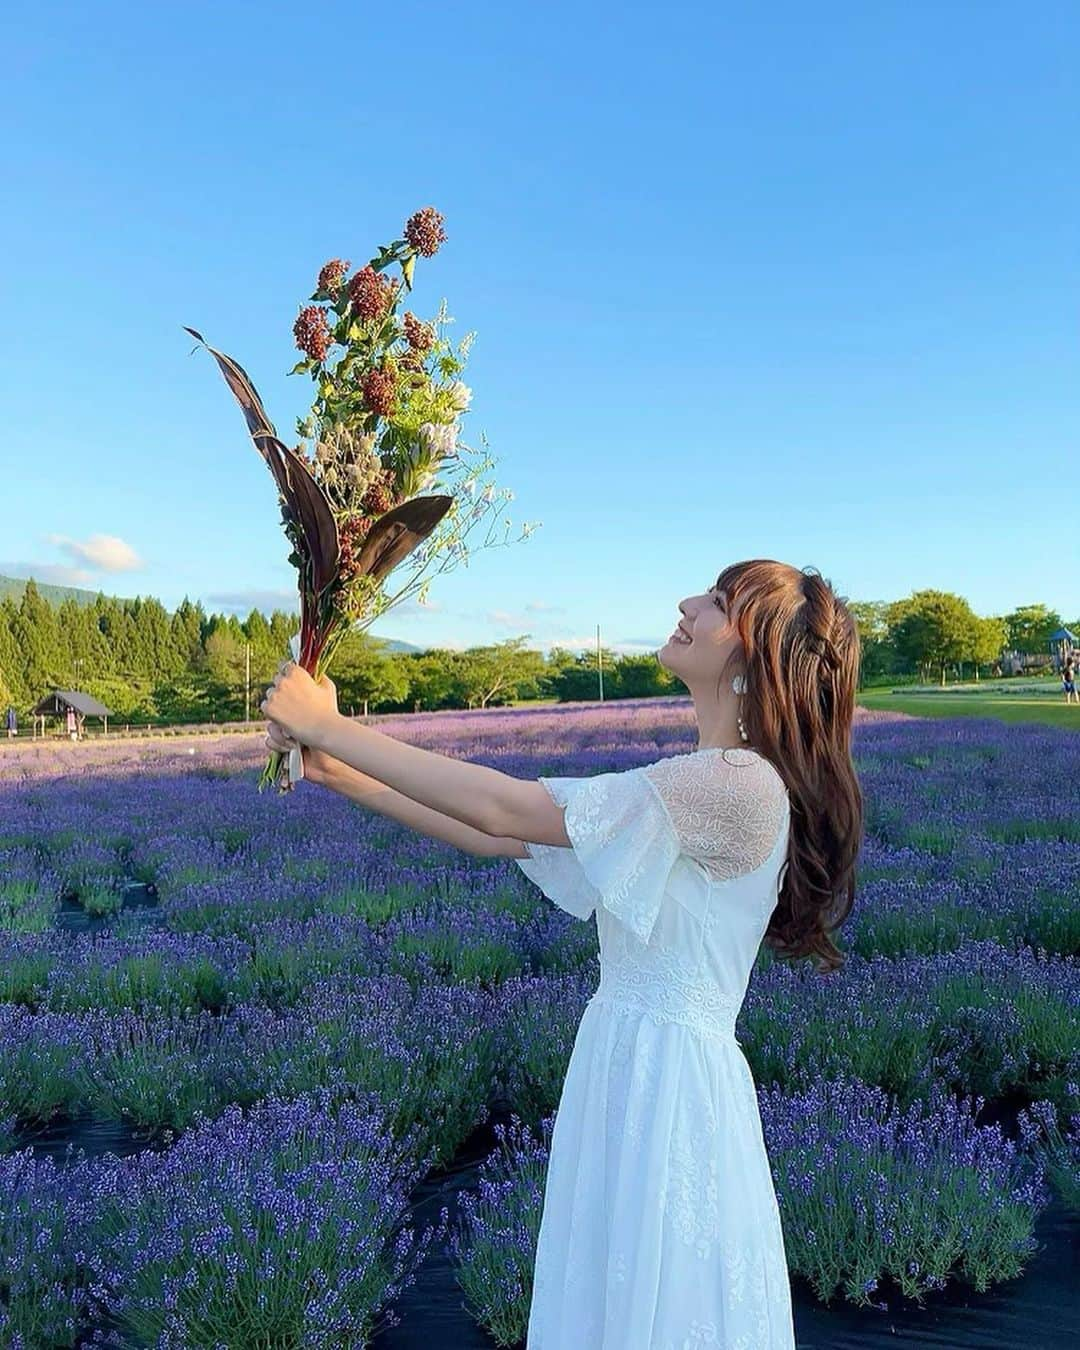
[306,710,560,842]
[305,748,530,859]
[262,675,567,855]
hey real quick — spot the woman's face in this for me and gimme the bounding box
[657,583,743,682]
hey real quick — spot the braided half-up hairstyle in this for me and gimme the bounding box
[712,560,864,973]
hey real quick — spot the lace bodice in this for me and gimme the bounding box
[637,747,789,883]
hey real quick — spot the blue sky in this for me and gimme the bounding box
[2,2,1076,652]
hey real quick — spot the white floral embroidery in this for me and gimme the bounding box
[518,768,681,943]
[592,942,742,1040]
[668,1134,725,1259]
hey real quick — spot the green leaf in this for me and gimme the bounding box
[288,359,311,376]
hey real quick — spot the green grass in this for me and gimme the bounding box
[857,687,1080,730]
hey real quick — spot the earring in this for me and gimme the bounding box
[732,674,749,741]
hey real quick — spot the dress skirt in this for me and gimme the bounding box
[526,996,796,1350]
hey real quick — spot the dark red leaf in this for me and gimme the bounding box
[268,441,341,595]
[185,326,340,594]
[355,496,454,582]
[183,327,279,445]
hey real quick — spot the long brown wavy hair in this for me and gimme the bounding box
[712,560,864,973]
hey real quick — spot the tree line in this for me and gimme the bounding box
[0,579,669,724]
[850,594,1072,685]
[0,579,1072,726]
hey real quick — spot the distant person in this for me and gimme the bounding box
[1063,654,1077,705]
[5,706,15,738]
[66,706,77,741]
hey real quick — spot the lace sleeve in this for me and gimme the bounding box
[514,770,682,945]
[640,747,789,883]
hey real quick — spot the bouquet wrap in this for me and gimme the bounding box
[286,632,304,787]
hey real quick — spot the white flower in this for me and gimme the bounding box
[447,380,472,413]
[419,421,458,458]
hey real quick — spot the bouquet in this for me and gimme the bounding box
[186,207,536,792]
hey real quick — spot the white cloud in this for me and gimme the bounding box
[46,533,143,572]
[484,601,565,627]
[406,636,467,651]
[0,561,95,586]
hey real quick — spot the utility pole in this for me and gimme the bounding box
[73,659,83,691]
[597,623,604,702]
[244,642,251,724]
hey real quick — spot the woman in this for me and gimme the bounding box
[263,558,864,1349]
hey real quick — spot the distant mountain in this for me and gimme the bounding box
[369,636,426,653]
[0,574,426,652]
[0,573,129,608]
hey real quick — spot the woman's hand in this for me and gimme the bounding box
[265,719,338,784]
[260,662,338,747]
[264,670,339,783]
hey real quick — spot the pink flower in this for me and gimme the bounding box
[404,206,447,258]
[293,306,331,361]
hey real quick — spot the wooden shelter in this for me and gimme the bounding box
[31,689,114,738]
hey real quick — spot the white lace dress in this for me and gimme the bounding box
[515,745,796,1350]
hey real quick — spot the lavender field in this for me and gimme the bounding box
[1,697,1077,1349]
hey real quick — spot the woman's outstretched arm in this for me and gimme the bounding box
[260,666,572,851]
[305,712,571,847]
[304,748,533,859]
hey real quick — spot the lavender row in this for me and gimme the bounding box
[5,1074,1070,1347]
[0,976,498,1167]
[4,707,1077,965]
[0,1090,442,1349]
[2,944,1074,1147]
[451,1074,1068,1343]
